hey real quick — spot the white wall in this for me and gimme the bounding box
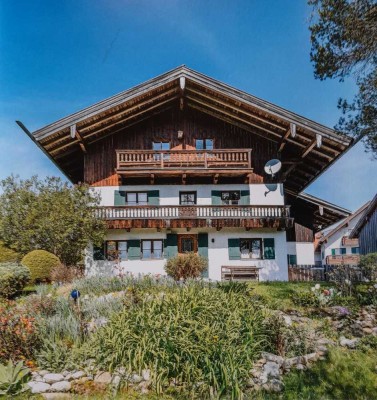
[85,228,288,281]
[92,183,285,206]
[286,242,315,265]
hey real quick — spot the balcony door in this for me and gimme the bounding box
[178,234,198,254]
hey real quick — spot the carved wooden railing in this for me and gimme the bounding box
[97,205,290,219]
[116,149,252,170]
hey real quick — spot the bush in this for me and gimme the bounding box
[359,253,377,281]
[0,242,20,263]
[21,250,60,283]
[356,283,377,306]
[164,252,207,280]
[80,283,266,397]
[50,264,83,284]
[0,263,30,298]
[0,302,39,363]
[291,290,320,308]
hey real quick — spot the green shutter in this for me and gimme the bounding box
[128,240,141,260]
[263,238,275,259]
[114,190,126,206]
[93,243,105,260]
[240,190,250,205]
[331,249,336,256]
[211,190,222,205]
[147,190,160,205]
[164,234,178,259]
[228,238,241,260]
[198,233,209,278]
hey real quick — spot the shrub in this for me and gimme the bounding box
[80,283,266,398]
[21,250,60,283]
[50,264,83,284]
[359,253,377,281]
[0,242,20,263]
[0,302,39,362]
[356,283,377,306]
[0,360,31,396]
[0,262,30,298]
[164,252,207,280]
[291,290,320,307]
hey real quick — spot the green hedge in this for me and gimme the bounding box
[0,242,20,263]
[21,250,60,283]
[0,262,30,298]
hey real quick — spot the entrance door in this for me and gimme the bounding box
[178,234,198,254]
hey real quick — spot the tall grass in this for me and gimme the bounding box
[81,283,267,399]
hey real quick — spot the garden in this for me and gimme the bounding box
[0,245,377,399]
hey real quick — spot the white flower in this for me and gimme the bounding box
[315,284,321,290]
[345,279,351,285]
[311,287,315,292]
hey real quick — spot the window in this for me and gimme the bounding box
[221,191,240,205]
[141,240,163,259]
[126,192,148,205]
[152,142,170,151]
[351,247,360,254]
[240,238,262,259]
[287,254,297,265]
[195,138,214,150]
[180,191,197,205]
[178,234,198,254]
[105,240,128,261]
[340,247,347,255]
[331,248,347,256]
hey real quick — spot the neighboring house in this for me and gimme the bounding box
[349,194,377,255]
[315,202,371,266]
[19,66,354,280]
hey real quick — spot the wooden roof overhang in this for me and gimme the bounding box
[287,191,352,232]
[19,65,354,193]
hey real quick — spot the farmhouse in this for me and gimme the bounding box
[19,66,355,280]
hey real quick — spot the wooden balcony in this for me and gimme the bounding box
[97,205,292,230]
[325,254,360,266]
[341,236,359,246]
[115,149,254,182]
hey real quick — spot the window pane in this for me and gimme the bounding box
[153,142,161,150]
[153,240,163,258]
[138,192,148,205]
[240,239,250,258]
[143,241,151,250]
[205,139,214,150]
[340,248,346,255]
[251,239,261,259]
[182,238,194,253]
[118,242,127,251]
[231,191,240,200]
[161,142,170,150]
[196,139,204,150]
[127,193,137,204]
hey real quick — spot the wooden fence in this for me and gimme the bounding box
[288,264,364,282]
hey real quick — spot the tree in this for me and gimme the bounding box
[0,176,106,265]
[309,0,377,157]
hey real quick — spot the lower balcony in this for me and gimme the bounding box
[326,254,360,266]
[97,205,293,230]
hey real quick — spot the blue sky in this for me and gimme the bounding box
[0,0,375,211]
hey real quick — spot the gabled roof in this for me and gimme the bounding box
[287,191,352,231]
[349,194,377,238]
[18,65,354,191]
[318,201,371,243]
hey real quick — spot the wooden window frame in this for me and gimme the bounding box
[105,240,128,261]
[141,239,164,260]
[240,238,263,260]
[179,191,197,205]
[178,234,198,254]
[125,192,148,205]
[221,190,241,205]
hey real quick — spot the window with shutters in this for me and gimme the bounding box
[332,248,347,256]
[125,192,148,205]
[141,240,163,259]
[105,240,128,261]
[240,238,262,259]
[351,247,360,254]
[221,191,240,205]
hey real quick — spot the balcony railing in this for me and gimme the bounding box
[97,205,290,220]
[341,236,359,246]
[116,149,252,171]
[326,254,360,266]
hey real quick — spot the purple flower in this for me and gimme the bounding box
[334,306,350,316]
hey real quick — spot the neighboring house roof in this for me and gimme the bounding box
[17,65,355,192]
[349,194,377,238]
[318,201,371,245]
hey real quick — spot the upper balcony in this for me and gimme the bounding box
[116,149,254,183]
[325,254,360,266]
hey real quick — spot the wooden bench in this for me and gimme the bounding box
[221,266,260,281]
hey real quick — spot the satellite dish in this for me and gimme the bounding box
[264,159,282,177]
